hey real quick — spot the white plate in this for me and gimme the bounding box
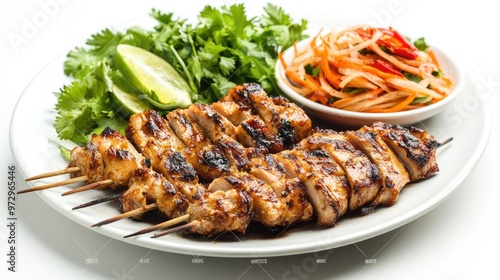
[11,53,490,258]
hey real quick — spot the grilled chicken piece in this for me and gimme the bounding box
[246,155,313,224]
[345,129,410,206]
[243,83,312,149]
[187,188,253,237]
[218,83,312,152]
[122,168,189,220]
[370,122,440,181]
[274,150,349,227]
[167,109,231,180]
[271,96,313,141]
[126,110,204,201]
[208,172,286,228]
[211,100,253,126]
[298,149,350,218]
[186,103,238,140]
[218,83,258,116]
[186,104,249,168]
[237,115,287,154]
[127,110,185,152]
[214,92,284,153]
[299,130,382,211]
[68,127,144,189]
[246,89,298,149]
[68,142,105,184]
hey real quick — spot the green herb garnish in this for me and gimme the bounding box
[54,4,307,145]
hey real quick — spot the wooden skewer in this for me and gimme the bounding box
[62,179,114,196]
[17,175,88,194]
[439,137,453,147]
[91,203,157,227]
[151,220,200,238]
[124,214,190,238]
[24,167,81,181]
[72,192,122,210]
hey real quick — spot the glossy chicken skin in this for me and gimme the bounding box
[68,127,144,189]
[122,167,189,220]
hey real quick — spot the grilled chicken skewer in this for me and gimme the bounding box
[154,122,446,236]
[20,84,314,235]
[53,84,309,231]
[89,84,314,234]
[123,108,310,230]
[20,83,447,239]
[106,166,254,237]
[18,127,146,195]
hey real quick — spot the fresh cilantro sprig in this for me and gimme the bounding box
[54,4,307,145]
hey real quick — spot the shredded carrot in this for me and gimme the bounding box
[281,26,453,113]
[285,70,305,86]
[321,45,342,88]
[428,50,440,68]
[303,74,321,92]
[279,51,288,69]
[309,91,330,105]
[293,41,299,54]
[310,29,324,57]
[333,88,383,109]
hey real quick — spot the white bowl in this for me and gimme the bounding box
[275,38,464,128]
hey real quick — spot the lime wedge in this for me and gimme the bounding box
[115,44,192,109]
[110,84,152,118]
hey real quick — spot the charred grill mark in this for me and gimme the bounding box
[201,148,230,170]
[240,190,253,219]
[228,84,258,114]
[101,126,117,137]
[216,140,248,168]
[85,143,101,170]
[278,119,296,148]
[411,128,440,149]
[224,176,240,186]
[163,180,179,196]
[145,110,171,139]
[85,141,97,152]
[387,131,430,167]
[113,149,131,160]
[244,83,264,94]
[368,163,381,182]
[304,151,338,175]
[132,167,147,179]
[307,150,330,158]
[205,107,224,128]
[385,175,395,188]
[241,120,273,150]
[175,113,209,143]
[263,154,286,174]
[164,151,198,182]
[358,131,385,154]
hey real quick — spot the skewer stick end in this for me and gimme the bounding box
[62,179,113,196]
[438,137,453,148]
[24,167,81,181]
[91,204,157,228]
[151,220,199,238]
[123,214,191,238]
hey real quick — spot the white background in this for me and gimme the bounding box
[1,0,499,279]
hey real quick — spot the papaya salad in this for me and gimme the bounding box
[278,26,453,113]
